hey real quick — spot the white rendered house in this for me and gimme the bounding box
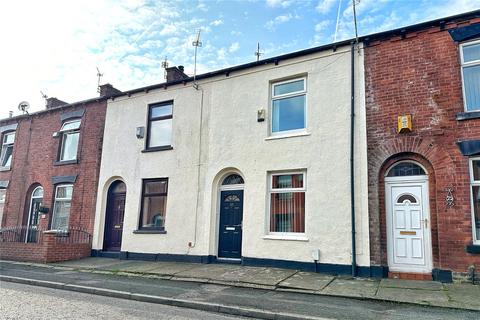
[92,42,373,276]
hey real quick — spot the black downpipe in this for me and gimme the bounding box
[350,42,357,277]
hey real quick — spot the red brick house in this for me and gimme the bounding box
[0,84,120,263]
[364,11,480,282]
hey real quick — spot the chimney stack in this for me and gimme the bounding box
[46,97,68,110]
[8,111,13,118]
[99,83,122,97]
[166,66,189,83]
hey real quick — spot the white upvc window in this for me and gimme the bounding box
[469,158,480,244]
[460,40,480,111]
[59,119,81,161]
[51,184,73,231]
[271,77,307,135]
[0,132,15,168]
[268,171,306,235]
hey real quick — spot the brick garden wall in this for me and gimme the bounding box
[364,18,480,275]
[0,232,91,263]
[0,99,107,262]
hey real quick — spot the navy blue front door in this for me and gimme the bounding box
[218,190,243,259]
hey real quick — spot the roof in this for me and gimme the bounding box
[0,95,110,124]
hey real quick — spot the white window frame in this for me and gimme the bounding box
[270,77,307,136]
[59,119,81,162]
[460,39,480,112]
[51,184,73,231]
[469,158,480,244]
[0,131,15,168]
[0,188,6,228]
[265,171,307,240]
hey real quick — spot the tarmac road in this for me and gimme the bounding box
[0,281,251,320]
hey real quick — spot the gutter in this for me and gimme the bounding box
[350,42,357,277]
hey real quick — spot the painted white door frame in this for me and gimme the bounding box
[385,175,433,273]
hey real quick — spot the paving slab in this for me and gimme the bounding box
[140,262,199,276]
[51,258,126,270]
[174,264,244,279]
[444,283,480,311]
[379,278,443,291]
[278,272,334,291]
[321,278,379,298]
[237,267,298,286]
[376,286,449,306]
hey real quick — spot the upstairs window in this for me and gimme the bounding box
[461,41,480,111]
[271,78,306,134]
[51,185,73,231]
[0,132,15,168]
[147,102,173,150]
[59,119,81,161]
[269,172,306,234]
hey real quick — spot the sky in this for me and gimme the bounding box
[0,0,479,118]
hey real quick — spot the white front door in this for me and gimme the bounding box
[386,177,432,273]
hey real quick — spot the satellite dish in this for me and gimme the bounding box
[18,101,30,113]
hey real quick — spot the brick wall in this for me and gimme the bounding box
[0,99,106,261]
[0,232,91,263]
[365,18,480,275]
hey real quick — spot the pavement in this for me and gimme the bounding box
[0,257,479,318]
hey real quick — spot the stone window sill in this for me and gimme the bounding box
[263,234,309,242]
[456,111,480,121]
[53,159,78,166]
[265,131,310,141]
[0,166,11,172]
[133,229,167,234]
[142,146,173,153]
[466,244,480,254]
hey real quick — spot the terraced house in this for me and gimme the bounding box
[0,84,120,263]
[364,11,480,282]
[91,42,371,276]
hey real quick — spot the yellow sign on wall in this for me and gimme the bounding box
[397,115,412,134]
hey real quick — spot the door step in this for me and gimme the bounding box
[388,272,432,281]
[215,257,242,265]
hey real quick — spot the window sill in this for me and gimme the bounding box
[0,166,11,172]
[466,244,480,254]
[133,229,167,234]
[142,146,173,153]
[265,131,310,141]
[263,234,309,242]
[456,111,480,121]
[53,159,78,166]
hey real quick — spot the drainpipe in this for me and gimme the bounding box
[350,42,357,277]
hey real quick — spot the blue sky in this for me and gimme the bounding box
[1,0,479,117]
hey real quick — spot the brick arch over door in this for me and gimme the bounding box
[368,136,456,268]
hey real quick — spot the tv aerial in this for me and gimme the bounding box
[96,67,104,93]
[18,101,30,115]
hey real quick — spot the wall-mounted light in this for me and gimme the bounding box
[136,126,145,139]
[257,109,266,122]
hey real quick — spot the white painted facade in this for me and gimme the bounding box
[92,44,370,268]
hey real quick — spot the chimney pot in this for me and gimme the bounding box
[166,66,189,83]
[46,97,68,110]
[99,83,122,97]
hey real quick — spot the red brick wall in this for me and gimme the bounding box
[0,100,106,257]
[0,232,91,263]
[365,19,480,274]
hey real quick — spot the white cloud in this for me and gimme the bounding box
[229,42,240,53]
[315,20,331,32]
[210,19,224,26]
[316,0,337,14]
[266,0,294,8]
[265,13,294,30]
